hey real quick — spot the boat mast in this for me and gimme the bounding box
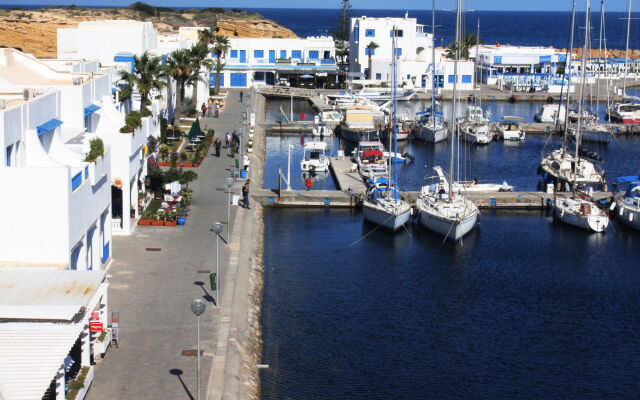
[391,26,398,202]
[623,0,632,96]
[450,0,461,187]
[431,0,436,131]
[475,18,481,109]
[563,0,577,150]
[595,0,603,114]
[574,0,591,187]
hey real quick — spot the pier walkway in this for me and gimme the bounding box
[329,156,367,195]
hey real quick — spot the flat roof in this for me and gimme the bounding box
[0,269,106,321]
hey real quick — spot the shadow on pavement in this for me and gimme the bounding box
[169,369,195,400]
[194,281,215,305]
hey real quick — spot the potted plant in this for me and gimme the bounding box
[165,211,178,226]
[138,209,153,225]
[151,211,164,226]
[181,152,193,168]
[176,207,186,226]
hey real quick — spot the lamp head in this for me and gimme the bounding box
[191,298,206,316]
[213,222,223,234]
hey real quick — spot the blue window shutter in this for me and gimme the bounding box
[309,51,319,59]
[239,50,246,63]
[84,166,89,179]
[280,50,287,59]
[375,73,381,80]
[254,50,264,59]
[396,48,402,57]
[230,73,247,87]
[365,48,375,56]
[210,73,224,86]
[71,172,82,190]
[462,75,472,83]
[324,50,331,59]
[365,29,375,37]
[230,50,238,58]
[354,24,359,43]
[292,50,302,59]
[448,75,456,83]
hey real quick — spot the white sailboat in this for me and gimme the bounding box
[612,176,640,230]
[362,30,411,231]
[416,0,479,242]
[554,0,609,233]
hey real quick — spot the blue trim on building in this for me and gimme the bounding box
[36,119,63,136]
[71,172,82,190]
[83,104,101,117]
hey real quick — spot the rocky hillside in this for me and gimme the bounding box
[0,4,298,59]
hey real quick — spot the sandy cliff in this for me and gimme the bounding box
[0,6,298,59]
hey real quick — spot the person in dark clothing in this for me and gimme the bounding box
[240,90,244,103]
[230,135,237,156]
[242,179,250,208]
[214,138,222,157]
[201,103,207,117]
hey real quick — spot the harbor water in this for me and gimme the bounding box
[261,208,640,399]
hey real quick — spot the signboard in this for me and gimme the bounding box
[89,322,103,332]
[539,55,552,63]
[558,54,567,62]
[493,56,502,64]
[111,311,119,328]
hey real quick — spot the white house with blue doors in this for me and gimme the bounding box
[475,45,564,85]
[0,87,112,271]
[210,36,339,88]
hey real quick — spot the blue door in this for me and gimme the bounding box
[230,73,247,87]
[269,50,275,64]
[210,73,224,87]
[239,50,246,63]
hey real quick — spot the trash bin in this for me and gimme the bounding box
[235,158,240,169]
[240,169,247,178]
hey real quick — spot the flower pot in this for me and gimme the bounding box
[164,220,177,226]
[177,217,186,226]
[151,220,164,226]
[193,163,199,167]
[177,163,183,167]
[184,163,193,168]
[138,219,152,226]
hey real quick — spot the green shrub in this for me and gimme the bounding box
[121,111,143,133]
[185,107,197,117]
[140,107,152,117]
[84,137,104,162]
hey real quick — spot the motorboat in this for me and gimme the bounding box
[415,110,447,143]
[416,166,479,241]
[567,122,611,144]
[534,103,566,123]
[554,196,609,232]
[362,178,411,231]
[454,179,514,193]
[606,103,640,124]
[460,106,492,144]
[336,105,379,143]
[320,109,343,126]
[312,122,333,137]
[611,175,640,230]
[380,119,410,141]
[300,141,329,173]
[538,148,605,191]
[495,116,526,141]
[352,141,387,179]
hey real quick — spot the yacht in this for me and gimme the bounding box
[539,148,605,191]
[352,141,388,179]
[300,141,329,173]
[534,103,566,123]
[554,196,609,232]
[362,178,411,231]
[312,122,333,137]
[612,175,640,230]
[415,110,447,143]
[606,103,640,124]
[460,106,493,145]
[495,116,526,141]
[336,105,379,143]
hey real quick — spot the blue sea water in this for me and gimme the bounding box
[261,207,640,399]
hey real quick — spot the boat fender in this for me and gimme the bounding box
[546,96,554,104]
[609,202,617,211]
[508,95,517,104]
[410,206,419,220]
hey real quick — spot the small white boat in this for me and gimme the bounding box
[611,176,640,230]
[300,141,329,173]
[554,197,609,232]
[495,116,526,141]
[453,179,514,193]
[353,141,388,179]
[460,106,493,145]
[534,103,566,123]
[312,122,333,136]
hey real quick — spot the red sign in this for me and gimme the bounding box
[90,312,100,322]
[89,322,103,332]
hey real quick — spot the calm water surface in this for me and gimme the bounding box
[261,208,640,399]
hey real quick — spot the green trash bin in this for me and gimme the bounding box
[235,158,240,169]
[209,272,217,291]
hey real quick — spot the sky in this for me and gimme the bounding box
[9,0,639,12]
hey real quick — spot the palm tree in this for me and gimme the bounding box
[119,51,167,110]
[366,41,379,80]
[445,33,480,60]
[165,49,194,121]
[188,42,215,108]
[197,28,215,45]
[211,34,230,95]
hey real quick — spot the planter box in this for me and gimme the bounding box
[151,221,164,226]
[75,366,94,400]
[158,161,171,167]
[94,329,111,357]
[183,163,193,167]
[138,219,152,226]
[164,221,177,226]
[193,163,199,167]
[176,163,183,167]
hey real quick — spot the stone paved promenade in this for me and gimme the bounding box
[86,89,263,400]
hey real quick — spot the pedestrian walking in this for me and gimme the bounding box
[225,132,230,149]
[242,152,249,171]
[242,179,250,208]
[201,103,207,117]
[240,90,244,103]
[232,133,240,154]
[207,99,213,117]
[214,138,222,157]
[230,135,237,156]
[215,102,219,118]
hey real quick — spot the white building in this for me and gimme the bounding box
[349,15,474,91]
[58,20,158,66]
[476,45,564,84]
[213,36,339,89]
[0,269,109,400]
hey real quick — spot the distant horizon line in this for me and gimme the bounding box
[0,4,635,13]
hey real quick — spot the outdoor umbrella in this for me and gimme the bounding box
[188,119,202,140]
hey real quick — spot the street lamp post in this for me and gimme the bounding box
[212,222,223,306]
[225,177,234,243]
[190,299,206,400]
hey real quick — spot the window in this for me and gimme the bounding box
[436,75,444,88]
[230,49,238,58]
[70,244,81,270]
[462,75,472,83]
[448,75,457,83]
[84,166,89,179]
[390,29,404,37]
[254,71,265,81]
[365,29,375,37]
[254,50,264,59]
[280,50,287,59]
[376,73,382,80]
[210,73,224,87]
[354,23,359,43]
[5,144,12,167]
[407,74,411,80]
[230,73,247,87]
[395,48,402,57]
[324,50,331,59]
[365,48,375,56]
[292,50,302,59]
[87,227,95,271]
[309,50,319,59]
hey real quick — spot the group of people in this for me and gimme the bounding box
[201,99,221,118]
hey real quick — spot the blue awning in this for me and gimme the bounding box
[84,104,101,117]
[36,119,63,136]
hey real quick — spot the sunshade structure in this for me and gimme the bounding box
[187,118,202,140]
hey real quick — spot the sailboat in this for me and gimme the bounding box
[415,0,448,144]
[538,0,606,192]
[554,0,609,233]
[362,29,411,231]
[416,0,479,241]
[612,174,640,230]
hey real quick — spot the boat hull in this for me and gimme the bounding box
[418,207,478,241]
[617,205,640,230]
[417,125,447,143]
[554,207,608,232]
[463,132,492,144]
[362,202,411,231]
[339,126,379,143]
